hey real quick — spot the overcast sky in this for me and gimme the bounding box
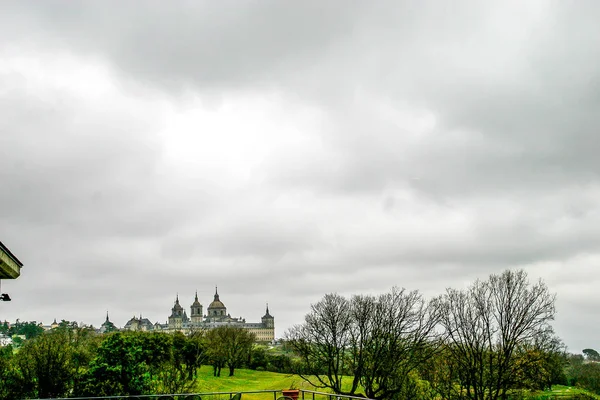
[1,1,599,352]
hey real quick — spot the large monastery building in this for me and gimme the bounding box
[120,287,275,342]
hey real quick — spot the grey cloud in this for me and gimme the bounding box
[1,1,365,92]
[7,2,600,201]
[2,1,600,352]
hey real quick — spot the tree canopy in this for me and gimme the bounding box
[286,288,440,400]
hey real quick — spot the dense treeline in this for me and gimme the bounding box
[0,320,45,341]
[566,353,600,395]
[0,324,271,398]
[1,269,599,399]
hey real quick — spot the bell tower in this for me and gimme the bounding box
[190,291,203,325]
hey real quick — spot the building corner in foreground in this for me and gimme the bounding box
[0,241,23,280]
[0,240,23,302]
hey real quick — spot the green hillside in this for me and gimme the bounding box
[192,366,316,400]
[190,368,600,400]
[532,385,600,400]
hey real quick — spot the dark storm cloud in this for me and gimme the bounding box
[2,1,600,350]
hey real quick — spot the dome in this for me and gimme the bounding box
[208,299,226,310]
[207,287,226,310]
[208,299,226,309]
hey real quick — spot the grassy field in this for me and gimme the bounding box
[532,385,600,400]
[191,366,319,400]
[189,368,600,400]
[193,366,307,392]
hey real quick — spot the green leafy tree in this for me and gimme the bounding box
[222,326,255,376]
[566,353,600,394]
[80,332,153,396]
[584,349,600,361]
[138,332,173,377]
[80,331,201,396]
[205,328,227,377]
[10,336,24,348]
[205,326,255,376]
[575,363,600,395]
[416,343,460,400]
[14,328,77,398]
[61,323,102,395]
[9,320,44,339]
[152,331,194,394]
[566,353,585,386]
[0,345,18,399]
[249,346,269,370]
[152,330,205,394]
[268,353,294,373]
[181,329,207,379]
[0,321,9,335]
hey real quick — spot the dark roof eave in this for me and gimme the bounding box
[0,241,24,267]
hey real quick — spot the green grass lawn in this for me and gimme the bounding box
[193,366,308,392]
[534,385,600,400]
[190,368,600,400]
[191,366,319,400]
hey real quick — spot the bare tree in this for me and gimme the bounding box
[437,269,556,400]
[286,293,353,394]
[353,288,440,400]
[286,289,440,400]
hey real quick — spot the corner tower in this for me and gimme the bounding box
[261,303,274,329]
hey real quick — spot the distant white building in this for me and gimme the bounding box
[0,334,12,346]
[40,319,59,331]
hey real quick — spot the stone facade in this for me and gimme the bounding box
[104,288,275,342]
[165,287,275,342]
[123,314,155,331]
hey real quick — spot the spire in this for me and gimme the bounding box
[263,302,272,318]
[106,311,109,322]
[195,290,198,302]
[176,293,180,304]
[214,286,220,301]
